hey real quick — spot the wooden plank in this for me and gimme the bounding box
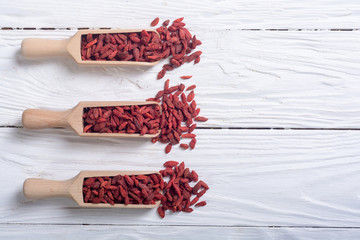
[0,0,360,29]
[0,30,359,128]
[1,128,360,226]
[1,225,360,239]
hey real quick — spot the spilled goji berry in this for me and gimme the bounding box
[186,85,196,91]
[165,143,172,154]
[189,138,196,149]
[148,79,206,153]
[194,116,208,122]
[151,17,160,27]
[157,161,209,218]
[195,201,207,207]
[180,143,189,149]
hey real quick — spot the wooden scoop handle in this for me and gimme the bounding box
[23,178,73,199]
[22,109,71,129]
[21,38,70,58]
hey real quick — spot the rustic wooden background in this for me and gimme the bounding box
[1,0,360,239]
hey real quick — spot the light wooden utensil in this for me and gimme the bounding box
[23,171,161,208]
[21,29,160,66]
[22,101,161,138]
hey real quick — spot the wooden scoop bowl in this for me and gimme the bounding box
[23,171,161,208]
[21,29,160,66]
[22,101,161,138]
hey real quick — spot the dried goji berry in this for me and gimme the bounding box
[187,91,195,102]
[164,161,179,167]
[157,206,165,218]
[182,133,196,138]
[189,138,196,149]
[194,116,208,122]
[186,85,196,91]
[191,170,198,182]
[151,17,160,27]
[180,143,189,149]
[195,201,207,207]
[157,69,166,79]
[148,79,207,153]
[157,161,208,218]
[163,20,170,26]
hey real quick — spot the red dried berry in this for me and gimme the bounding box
[164,79,170,91]
[85,39,98,49]
[180,75,192,79]
[189,138,196,149]
[194,57,201,64]
[151,17,160,27]
[187,91,195,102]
[180,143,189,150]
[188,124,197,133]
[158,161,208,218]
[195,201,207,207]
[190,196,199,206]
[163,20,170,26]
[164,161,179,167]
[186,85,196,91]
[157,206,165,218]
[191,170,198,182]
[165,143,172,154]
[157,69,166,79]
[194,116,208,122]
[182,133,196,138]
[197,189,207,198]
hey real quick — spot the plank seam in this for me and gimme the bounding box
[1,126,360,131]
[1,223,360,228]
[1,27,360,31]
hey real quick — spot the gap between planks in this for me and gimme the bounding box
[1,126,360,131]
[1,28,358,131]
[1,27,360,31]
[2,223,360,229]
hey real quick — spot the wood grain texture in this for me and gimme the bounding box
[0,0,360,29]
[0,30,359,128]
[2,0,360,238]
[1,128,360,226]
[1,225,360,240]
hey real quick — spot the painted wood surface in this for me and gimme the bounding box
[1,129,360,227]
[1,0,360,239]
[0,30,360,128]
[1,0,360,29]
[2,225,360,240]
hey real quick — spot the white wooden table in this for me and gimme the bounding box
[1,0,360,239]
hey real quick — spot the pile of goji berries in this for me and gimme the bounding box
[80,17,202,80]
[83,173,164,205]
[82,161,209,218]
[147,79,208,153]
[157,161,208,218]
[80,30,164,62]
[82,104,160,134]
[151,17,202,79]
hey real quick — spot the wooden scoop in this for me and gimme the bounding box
[22,101,161,138]
[21,29,160,66]
[23,171,160,208]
